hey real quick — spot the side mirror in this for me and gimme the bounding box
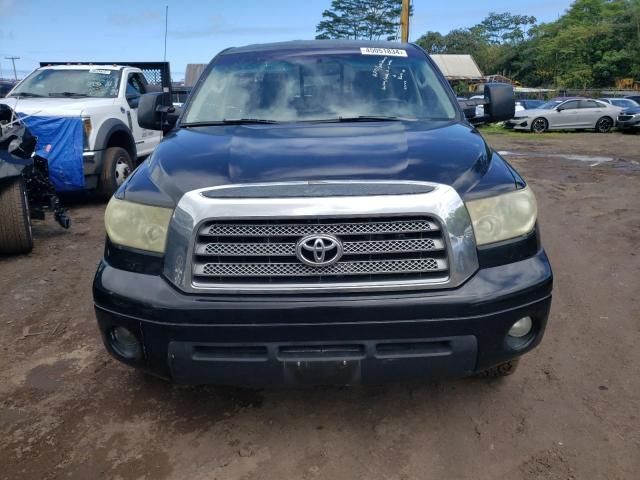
[457,99,477,120]
[138,92,180,132]
[556,107,564,112]
[484,83,515,122]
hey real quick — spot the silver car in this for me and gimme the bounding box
[598,97,640,109]
[506,98,621,133]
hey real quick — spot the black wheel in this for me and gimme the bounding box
[97,147,134,199]
[531,117,548,133]
[0,177,33,255]
[595,116,613,133]
[477,358,520,378]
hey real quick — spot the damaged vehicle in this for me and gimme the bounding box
[94,40,553,386]
[1,62,170,198]
[0,104,69,254]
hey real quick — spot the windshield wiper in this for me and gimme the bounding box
[181,119,279,127]
[10,92,44,98]
[311,115,409,123]
[49,92,90,98]
[342,115,402,122]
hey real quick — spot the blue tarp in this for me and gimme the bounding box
[20,115,85,191]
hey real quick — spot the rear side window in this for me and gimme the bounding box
[579,100,600,109]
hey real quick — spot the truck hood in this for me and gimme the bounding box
[621,106,640,114]
[0,96,115,117]
[131,121,514,205]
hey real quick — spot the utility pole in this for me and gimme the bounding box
[400,0,410,43]
[163,5,169,62]
[5,56,20,80]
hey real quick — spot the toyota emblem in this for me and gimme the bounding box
[295,234,343,267]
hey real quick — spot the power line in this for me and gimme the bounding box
[5,56,20,80]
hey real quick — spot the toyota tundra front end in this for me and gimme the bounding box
[93,40,552,386]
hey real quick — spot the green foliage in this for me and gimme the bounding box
[452,81,468,96]
[473,12,537,45]
[316,0,409,41]
[415,0,640,88]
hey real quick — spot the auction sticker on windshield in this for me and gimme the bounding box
[360,47,408,57]
[89,69,112,75]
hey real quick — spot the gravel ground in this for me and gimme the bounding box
[0,130,639,480]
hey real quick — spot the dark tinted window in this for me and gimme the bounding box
[579,100,600,109]
[560,100,579,110]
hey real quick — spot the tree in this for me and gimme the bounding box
[414,1,640,88]
[415,31,446,53]
[316,0,409,41]
[473,12,537,45]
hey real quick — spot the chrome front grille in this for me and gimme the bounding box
[196,258,444,277]
[192,217,449,287]
[203,219,438,237]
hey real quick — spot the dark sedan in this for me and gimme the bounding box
[617,106,640,133]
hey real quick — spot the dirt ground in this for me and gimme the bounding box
[1,130,639,480]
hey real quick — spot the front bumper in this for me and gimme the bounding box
[506,118,530,130]
[93,250,553,386]
[617,118,640,130]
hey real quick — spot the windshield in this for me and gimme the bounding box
[538,100,563,110]
[611,99,638,108]
[183,50,457,123]
[10,68,120,98]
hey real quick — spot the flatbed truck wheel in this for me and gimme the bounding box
[97,147,134,199]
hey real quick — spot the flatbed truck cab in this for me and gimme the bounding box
[93,40,552,386]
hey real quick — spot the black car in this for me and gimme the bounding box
[93,40,552,386]
[617,105,640,133]
[0,80,17,98]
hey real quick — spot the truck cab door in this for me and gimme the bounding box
[124,72,162,157]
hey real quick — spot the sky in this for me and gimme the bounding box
[0,0,574,81]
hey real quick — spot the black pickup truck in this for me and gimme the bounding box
[93,40,553,386]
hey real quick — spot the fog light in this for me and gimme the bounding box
[508,317,533,338]
[109,326,142,360]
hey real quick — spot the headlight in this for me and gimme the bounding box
[104,197,173,253]
[466,187,537,246]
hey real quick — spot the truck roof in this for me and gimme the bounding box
[37,64,127,71]
[223,39,414,55]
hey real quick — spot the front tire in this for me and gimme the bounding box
[0,177,34,255]
[531,118,548,133]
[595,116,613,133]
[97,147,134,199]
